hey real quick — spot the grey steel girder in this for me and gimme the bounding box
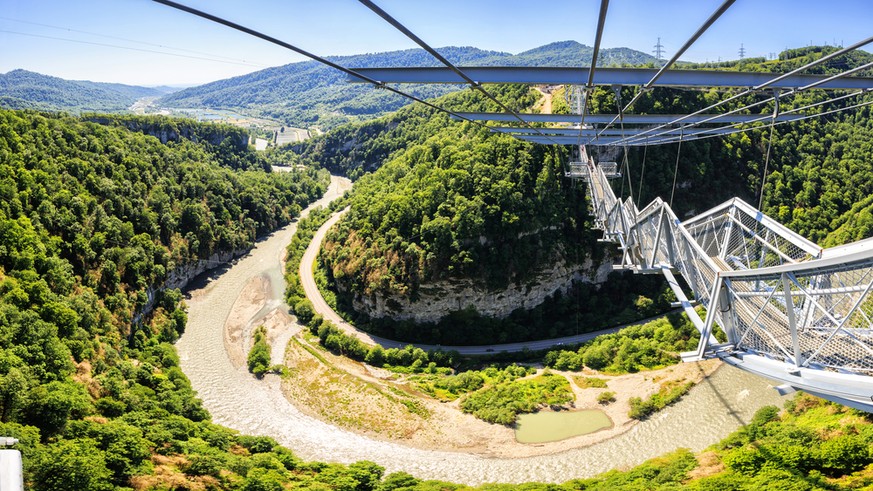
[452,112,805,124]
[513,135,702,145]
[348,67,873,90]
[492,126,739,137]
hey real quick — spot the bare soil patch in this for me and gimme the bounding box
[274,324,721,458]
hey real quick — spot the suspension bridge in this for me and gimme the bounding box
[152,0,873,411]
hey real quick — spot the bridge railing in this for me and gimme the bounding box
[719,252,873,375]
[581,158,873,410]
[682,198,822,269]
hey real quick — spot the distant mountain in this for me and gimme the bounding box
[159,42,657,129]
[1,42,656,126]
[479,41,660,67]
[158,46,506,129]
[0,69,173,113]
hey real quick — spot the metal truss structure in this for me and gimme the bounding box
[576,157,873,411]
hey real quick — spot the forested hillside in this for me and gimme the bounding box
[276,84,679,344]
[320,86,596,294]
[0,69,171,113]
[159,42,657,130]
[0,40,871,490]
[0,108,331,490]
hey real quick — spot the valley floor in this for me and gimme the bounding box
[176,175,788,484]
[270,329,723,458]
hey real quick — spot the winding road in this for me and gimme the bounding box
[177,175,788,485]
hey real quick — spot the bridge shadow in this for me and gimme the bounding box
[696,362,754,427]
[182,262,235,300]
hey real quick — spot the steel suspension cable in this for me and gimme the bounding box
[623,89,873,147]
[592,0,736,142]
[758,123,777,210]
[679,95,873,145]
[575,0,610,148]
[615,86,634,205]
[357,0,560,144]
[669,127,684,208]
[616,64,873,147]
[637,145,647,203]
[636,88,870,146]
[607,34,873,146]
[151,0,488,128]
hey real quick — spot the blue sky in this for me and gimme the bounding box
[1,0,871,86]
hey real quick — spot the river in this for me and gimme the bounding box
[176,175,787,485]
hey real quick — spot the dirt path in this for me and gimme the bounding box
[177,175,788,485]
[535,87,553,114]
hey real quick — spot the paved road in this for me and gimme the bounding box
[300,209,680,355]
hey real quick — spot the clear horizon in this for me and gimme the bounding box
[2,0,872,87]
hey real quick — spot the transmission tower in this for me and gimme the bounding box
[653,37,665,63]
[739,43,746,59]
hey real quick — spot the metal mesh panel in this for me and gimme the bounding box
[728,207,816,265]
[727,265,873,375]
[566,162,588,179]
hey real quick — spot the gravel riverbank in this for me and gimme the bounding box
[176,175,787,485]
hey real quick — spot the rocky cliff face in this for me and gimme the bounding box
[349,256,614,323]
[87,116,249,149]
[133,248,247,326]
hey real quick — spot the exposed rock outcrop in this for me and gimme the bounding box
[349,257,613,323]
[133,248,247,326]
[86,116,248,149]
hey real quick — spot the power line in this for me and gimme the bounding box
[0,15,257,65]
[0,29,265,68]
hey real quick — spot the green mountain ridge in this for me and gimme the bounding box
[0,42,658,128]
[0,69,174,113]
[158,41,659,129]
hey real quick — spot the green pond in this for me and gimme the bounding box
[514,410,613,444]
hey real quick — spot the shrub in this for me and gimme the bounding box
[294,299,315,324]
[597,391,616,404]
[247,326,271,377]
[629,382,693,420]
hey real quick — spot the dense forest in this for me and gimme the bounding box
[0,108,331,490]
[320,84,598,295]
